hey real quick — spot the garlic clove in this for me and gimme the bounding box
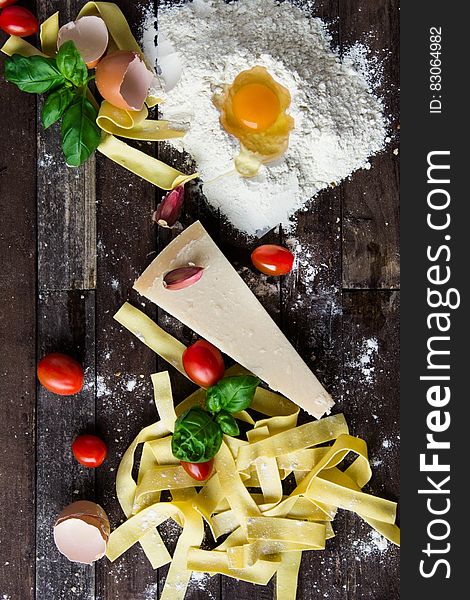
[153,185,185,228]
[163,266,204,290]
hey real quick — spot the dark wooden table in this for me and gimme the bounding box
[0,1,399,598]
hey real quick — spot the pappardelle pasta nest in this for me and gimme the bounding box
[107,303,400,600]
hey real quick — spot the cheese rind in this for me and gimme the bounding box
[133,221,334,418]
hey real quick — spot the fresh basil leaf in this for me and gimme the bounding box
[171,407,223,463]
[206,375,260,414]
[4,54,65,94]
[61,96,101,167]
[215,411,239,436]
[42,87,76,129]
[56,41,88,87]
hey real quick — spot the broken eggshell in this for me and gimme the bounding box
[53,500,110,565]
[156,32,183,92]
[95,50,154,111]
[57,16,109,69]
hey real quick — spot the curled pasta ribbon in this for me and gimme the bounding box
[107,302,400,599]
[1,3,198,190]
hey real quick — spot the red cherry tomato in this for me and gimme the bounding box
[0,0,19,9]
[37,353,84,396]
[180,459,214,481]
[182,340,225,388]
[0,6,39,37]
[72,434,107,468]
[251,244,294,276]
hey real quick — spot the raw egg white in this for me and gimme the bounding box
[213,66,295,177]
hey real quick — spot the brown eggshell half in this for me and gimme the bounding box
[53,501,110,564]
[57,16,109,69]
[95,51,154,111]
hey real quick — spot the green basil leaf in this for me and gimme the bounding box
[215,411,240,436]
[206,375,260,414]
[42,87,76,129]
[56,41,88,87]
[61,96,101,167]
[4,54,65,94]
[171,407,223,463]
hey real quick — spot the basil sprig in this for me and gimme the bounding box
[4,41,100,167]
[172,375,260,464]
[172,407,223,463]
[4,55,65,94]
[206,375,260,413]
[61,96,101,167]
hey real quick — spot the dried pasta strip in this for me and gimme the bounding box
[236,414,349,470]
[247,427,282,506]
[277,447,330,473]
[317,466,400,545]
[98,133,199,190]
[136,465,195,499]
[308,470,397,524]
[1,36,44,57]
[211,509,244,539]
[97,102,187,141]
[39,11,59,56]
[276,550,302,600]
[215,442,261,533]
[246,517,326,548]
[187,548,278,585]
[114,303,187,375]
[286,497,337,523]
[148,437,178,464]
[193,474,224,522]
[116,421,169,517]
[151,372,176,433]
[291,434,370,497]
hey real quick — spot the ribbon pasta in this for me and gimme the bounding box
[106,303,400,599]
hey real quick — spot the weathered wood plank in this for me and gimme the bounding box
[93,153,161,599]
[92,3,163,599]
[36,290,96,600]
[340,0,400,289]
[37,0,96,291]
[0,45,37,600]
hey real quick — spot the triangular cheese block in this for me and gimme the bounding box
[134,221,333,418]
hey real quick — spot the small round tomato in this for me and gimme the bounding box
[251,244,294,276]
[37,353,84,396]
[180,459,214,481]
[0,6,39,37]
[182,340,225,388]
[72,434,107,468]
[0,0,19,9]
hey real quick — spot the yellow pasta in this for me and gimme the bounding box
[105,305,400,598]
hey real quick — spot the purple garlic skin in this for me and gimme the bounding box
[153,185,185,228]
[163,266,204,290]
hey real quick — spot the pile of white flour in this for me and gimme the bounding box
[142,0,387,236]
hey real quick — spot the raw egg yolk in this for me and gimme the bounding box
[232,83,281,131]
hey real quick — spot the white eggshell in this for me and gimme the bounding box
[120,55,154,110]
[58,16,109,68]
[53,501,110,565]
[54,518,107,565]
[156,33,183,92]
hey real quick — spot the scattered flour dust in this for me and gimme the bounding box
[142,0,387,236]
[348,337,379,384]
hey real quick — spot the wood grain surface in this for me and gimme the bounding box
[0,0,400,599]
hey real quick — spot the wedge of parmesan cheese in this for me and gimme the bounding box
[134,221,333,418]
